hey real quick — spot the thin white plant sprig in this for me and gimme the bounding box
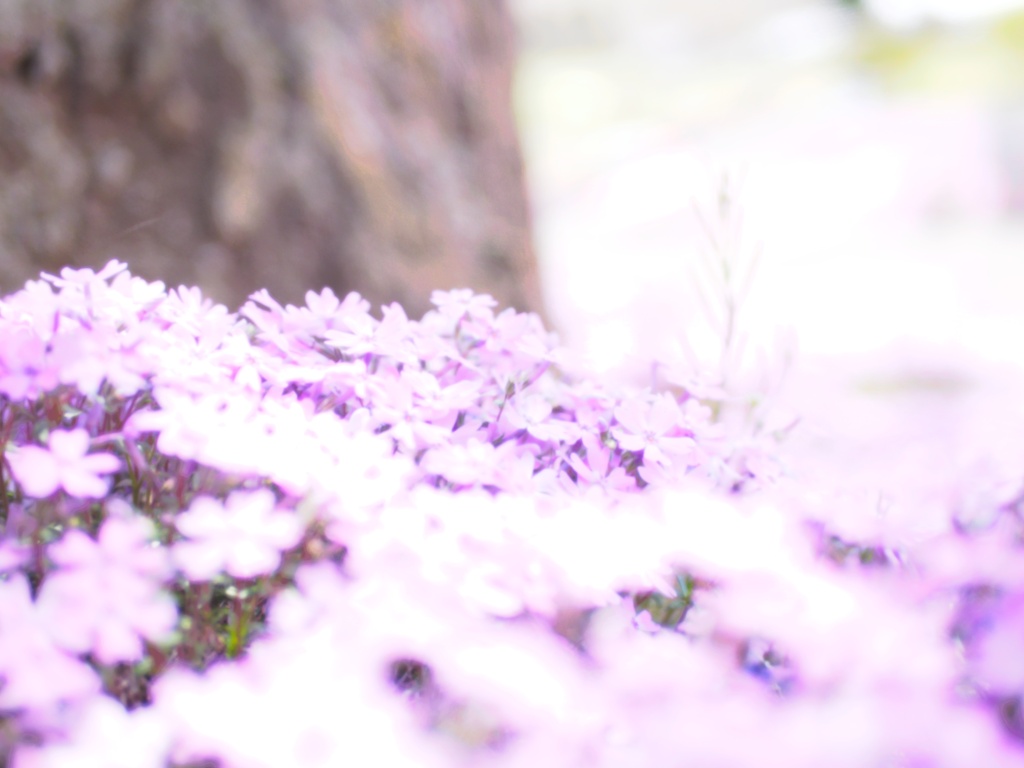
[662,172,797,443]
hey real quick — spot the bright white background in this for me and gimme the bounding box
[510,0,1024,503]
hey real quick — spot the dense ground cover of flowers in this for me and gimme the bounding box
[0,261,1022,766]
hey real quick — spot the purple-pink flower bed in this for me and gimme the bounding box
[0,260,1022,766]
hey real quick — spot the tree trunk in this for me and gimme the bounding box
[0,0,543,318]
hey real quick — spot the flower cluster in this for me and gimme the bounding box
[0,261,1021,766]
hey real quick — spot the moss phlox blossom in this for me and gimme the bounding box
[0,262,1019,766]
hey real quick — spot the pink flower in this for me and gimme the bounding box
[502,391,576,444]
[484,308,554,369]
[970,597,1024,695]
[40,260,128,289]
[322,313,378,357]
[7,429,120,498]
[281,288,369,337]
[420,438,512,487]
[373,303,418,362]
[611,394,698,467]
[0,575,100,712]
[566,434,637,496]
[407,372,480,420]
[36,517,176,664]
[277,287,343,337]
[369,372,453,451]
[13,695,173,768]
[0,327,60,399]
[430,288,497,321]
[173,489,304,580]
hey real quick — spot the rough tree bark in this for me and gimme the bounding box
[0,0,544,317]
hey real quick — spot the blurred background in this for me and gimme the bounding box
[512,0,1024,371]
[0,1,544,318]
[511,0,1024,510]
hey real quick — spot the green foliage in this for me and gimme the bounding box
[633,573,697,629]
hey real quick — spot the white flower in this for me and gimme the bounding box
[173,489,304,580]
